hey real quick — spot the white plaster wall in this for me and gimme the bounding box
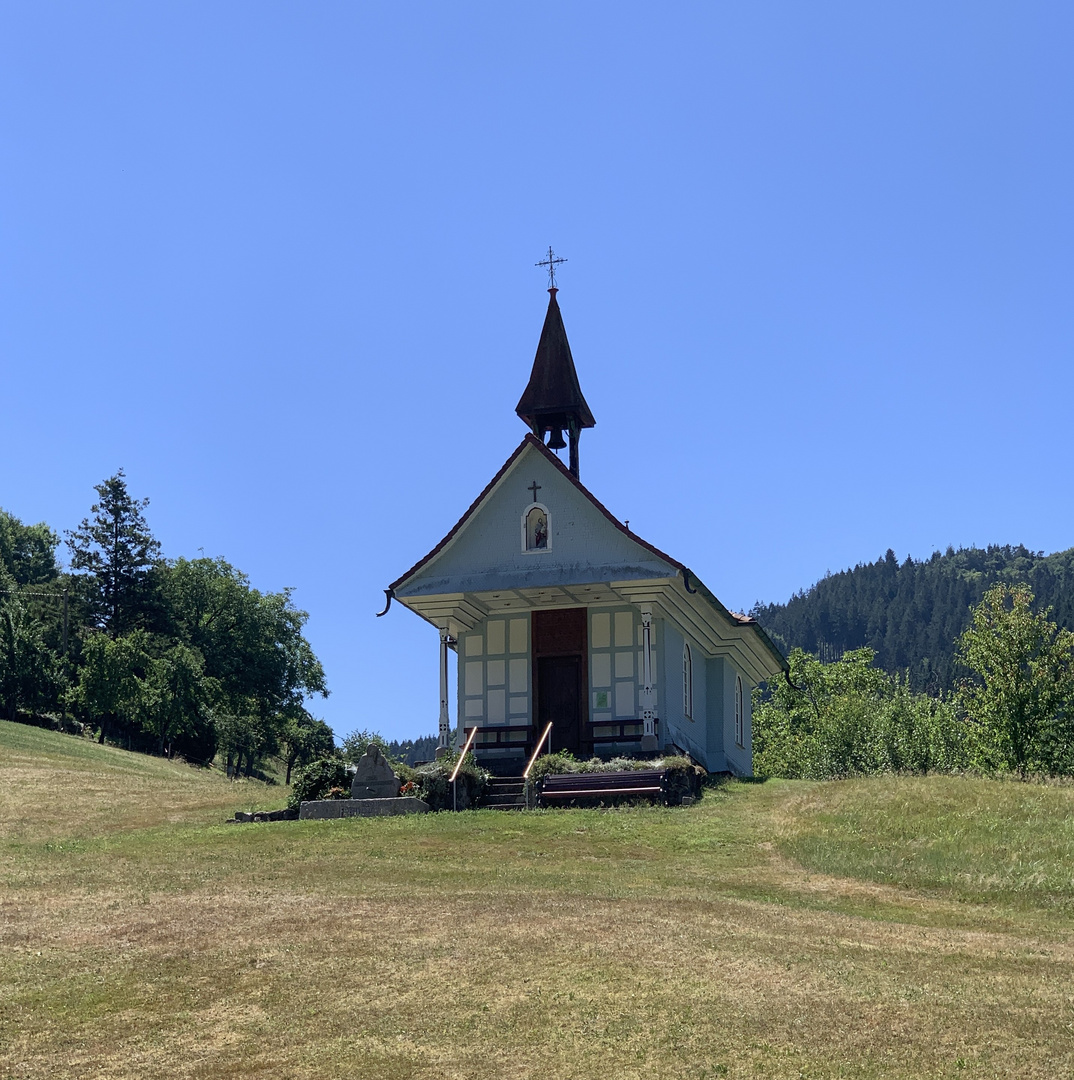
[704,656,728,773]
[722,657,753,776]
[397,443,677,597]
[660,621,712,770]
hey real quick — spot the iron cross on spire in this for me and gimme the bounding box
[536,246,567,289]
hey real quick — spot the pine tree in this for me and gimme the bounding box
[751,545,1074,692]
[66,471,162,638]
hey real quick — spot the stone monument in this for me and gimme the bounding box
[298,744,431,820]
[350,744,400,799]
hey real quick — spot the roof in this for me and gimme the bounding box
[388,434,787,673]
[515,289,596,430]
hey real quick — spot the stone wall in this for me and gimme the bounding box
[299,797,430,820]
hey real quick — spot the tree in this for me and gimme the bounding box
[752,647,964,779]
[753,648,890,778]
[0,510,60,587]
[956,583,1074,775]
[66,472,162,637]
[161,557,328,774]
[0,600,58,720]
[71,631,152,744]
[278,711,336,784]
[340,728,391,764]
[750,544,1074,694]
[139,642,212,757]
[215,706,278,779]
[385,734,439,766]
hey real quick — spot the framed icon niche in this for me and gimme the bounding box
[522,503,551,552]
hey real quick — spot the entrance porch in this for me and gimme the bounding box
[409,588,663,768]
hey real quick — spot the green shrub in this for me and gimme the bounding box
[287,757,351,810]
[526,750,581,781]
[586,756,660,772]
[409,751,489,811]
[525,751,702,804]
[753,647,969,780]
[528,752,695,780]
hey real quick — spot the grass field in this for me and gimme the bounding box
[2,720,1073,1079]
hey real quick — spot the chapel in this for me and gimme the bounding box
[381,280,786,775]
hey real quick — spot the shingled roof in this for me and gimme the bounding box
[515,289,596,431]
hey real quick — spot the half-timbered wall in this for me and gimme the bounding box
[457,615,531,752]
[457,605,755,772]
[587,605,662,753]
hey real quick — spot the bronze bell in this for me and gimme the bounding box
[546,426,567,450]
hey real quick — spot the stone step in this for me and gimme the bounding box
[484,794,527,808]
[482,775,527,809]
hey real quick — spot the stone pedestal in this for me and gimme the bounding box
[299,798,430,820]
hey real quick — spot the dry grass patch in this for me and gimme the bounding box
[0,720,280,841]
[3,724,1074,1078]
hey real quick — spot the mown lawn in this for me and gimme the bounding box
[2,720,1073,1079]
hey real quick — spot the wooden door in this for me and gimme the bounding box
[532,608,588,756]
[537,656,583,755]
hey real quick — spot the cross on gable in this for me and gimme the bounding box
[528,480,541,503]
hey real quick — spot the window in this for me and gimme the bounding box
[683,642,693,719]
[735,675,744,747]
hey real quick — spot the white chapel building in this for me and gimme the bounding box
[382,285,785,774]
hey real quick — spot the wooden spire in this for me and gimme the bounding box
[515,288,595,477]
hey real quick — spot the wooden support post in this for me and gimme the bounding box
[640,606,658,751]
[436,627,451,757]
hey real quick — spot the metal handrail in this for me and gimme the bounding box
[522,722,554,780]
[450,725,480,783]
[450,725,480,812]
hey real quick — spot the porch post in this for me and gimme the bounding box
[640,607,658,751]
[437,627,451,756]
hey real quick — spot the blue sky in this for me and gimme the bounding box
[3,2,1072,742]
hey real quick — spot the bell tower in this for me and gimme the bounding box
[515,282,596,479]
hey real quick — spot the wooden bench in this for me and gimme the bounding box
[538,769,666,807]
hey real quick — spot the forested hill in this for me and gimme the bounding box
[751,545,1074,691]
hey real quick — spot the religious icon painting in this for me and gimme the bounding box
[524,505,549,551]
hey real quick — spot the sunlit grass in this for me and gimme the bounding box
[3,721,1074,1078]
[780,774,1074,910]
[0,720,282,842]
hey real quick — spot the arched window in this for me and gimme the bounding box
[522,504,550,552]
[683,642,693,719]
[735,675,744,747]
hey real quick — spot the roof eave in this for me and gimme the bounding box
[682,566,788,674]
